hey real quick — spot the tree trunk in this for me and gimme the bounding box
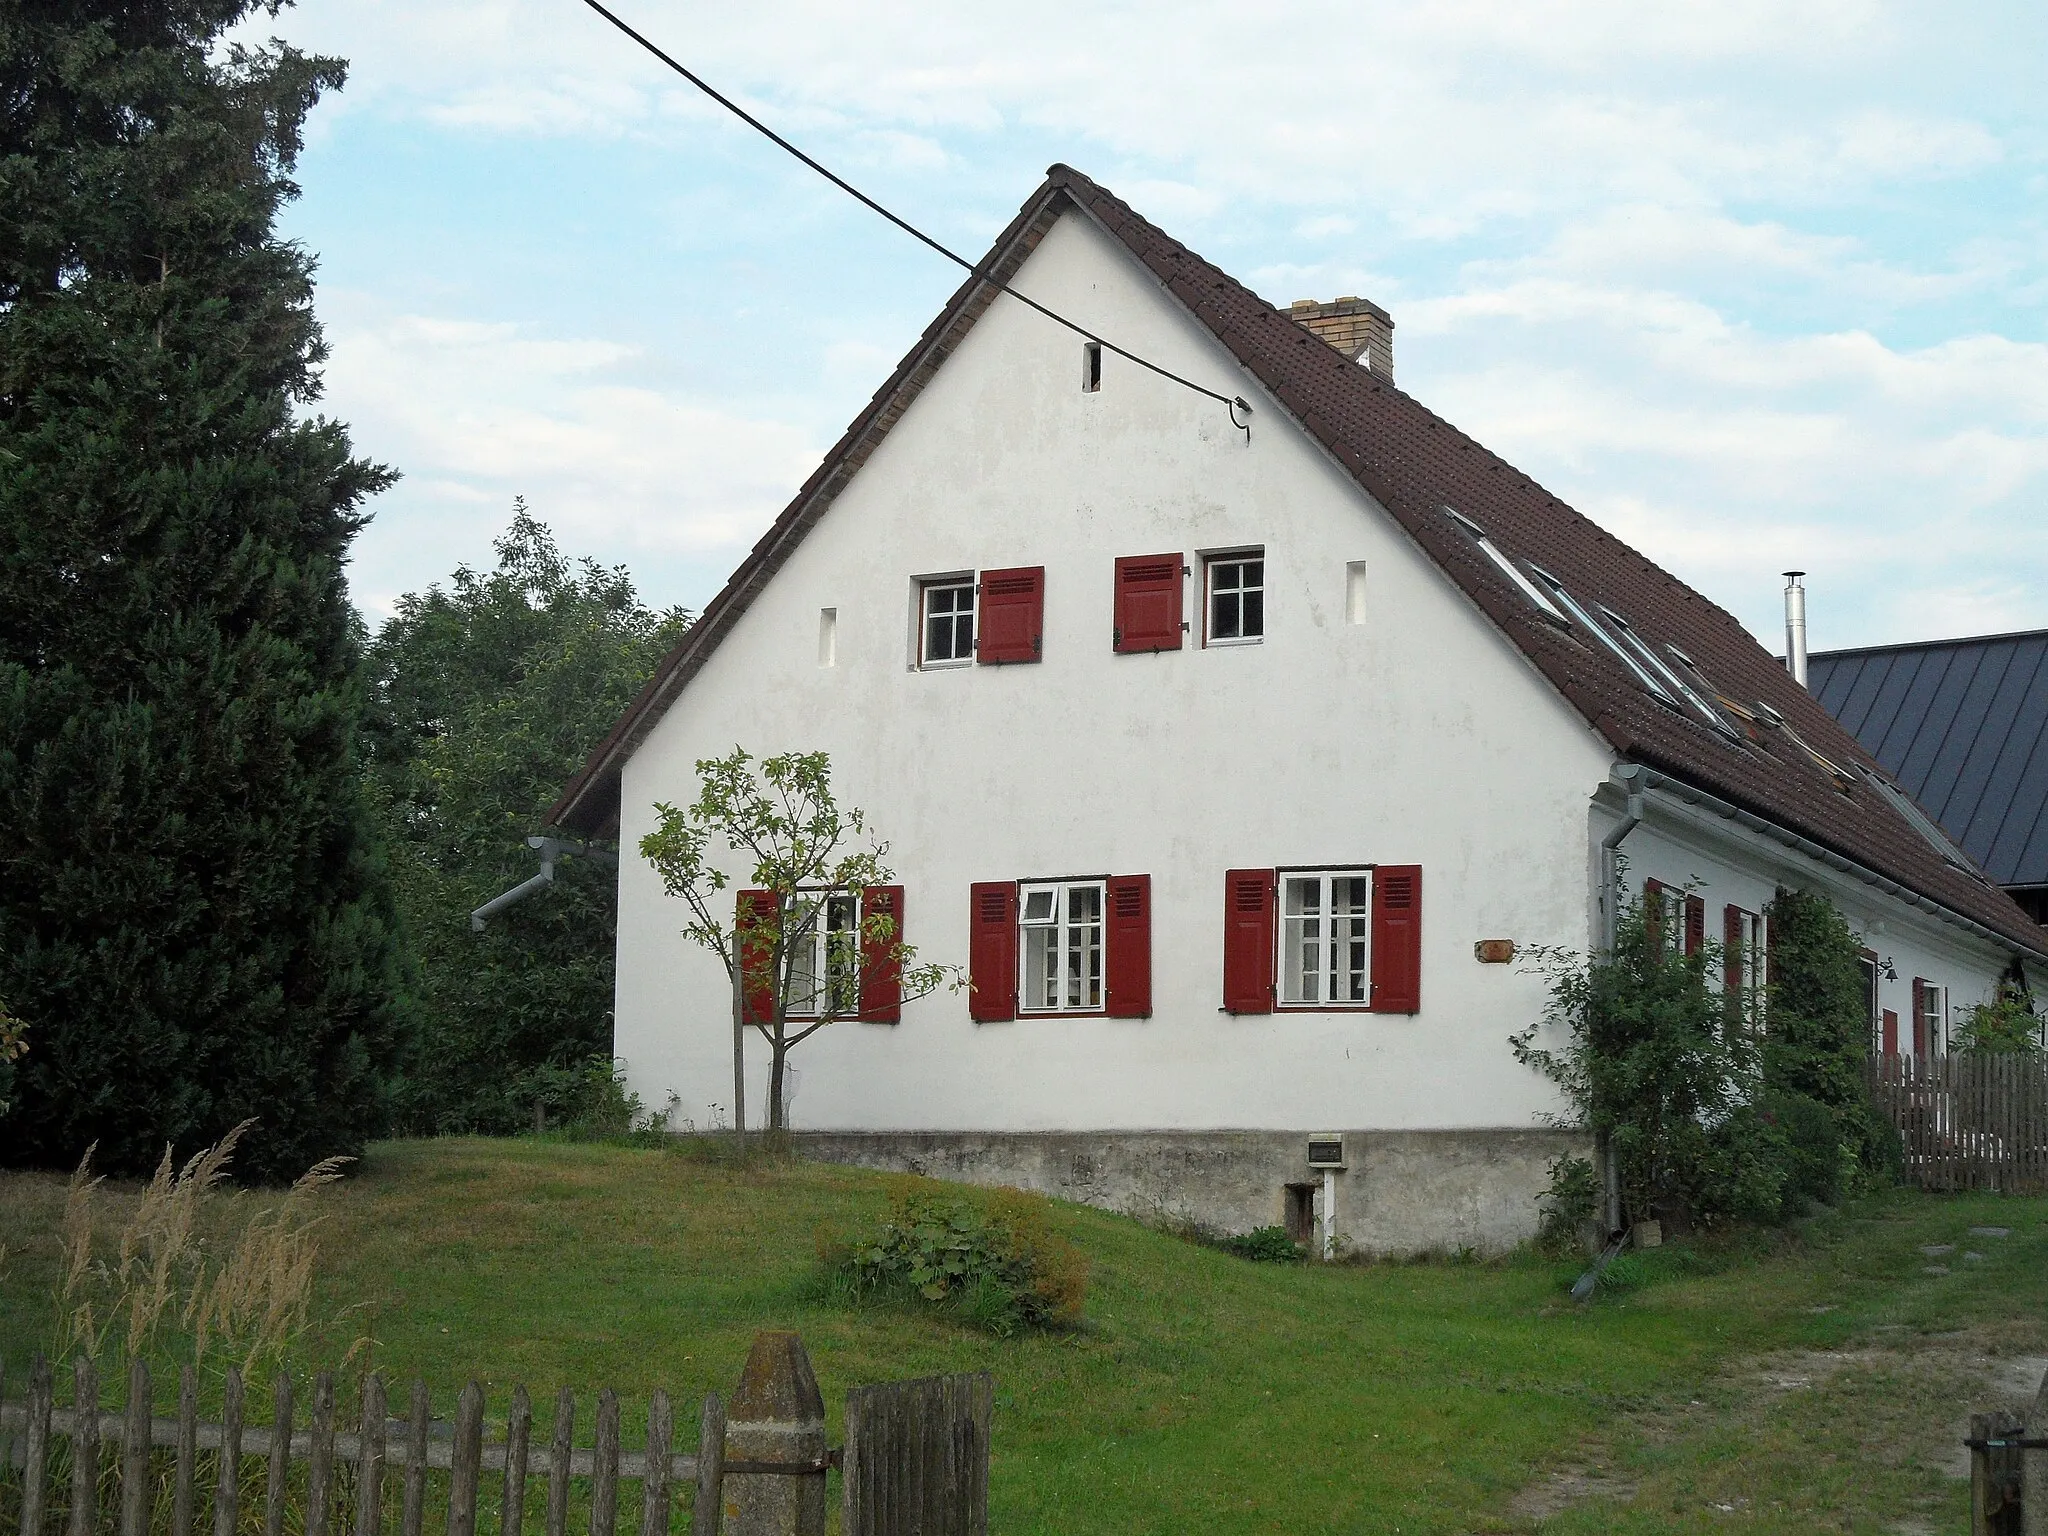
[767,1036,788,1131]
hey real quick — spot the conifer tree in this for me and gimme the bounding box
[0,0,405,1179]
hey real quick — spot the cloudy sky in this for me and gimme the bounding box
[265,0,2048,652]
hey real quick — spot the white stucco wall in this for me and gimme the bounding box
[1605,787,2018,1051]
[611,208,1618,1135]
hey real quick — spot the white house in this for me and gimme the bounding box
[548,167,2046,1255]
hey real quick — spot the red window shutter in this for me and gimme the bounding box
[1722,905,1743,993]
[976,566,1044,665]
[1105,874,1152,1018]
[1112,554,1183,654]
[1882,1008,1899,1055]
[1370,865,1422,1014]
[1911,977,1927,1056]
[738,889,778,1025]
[859,885,905,1023]
[1683,895,1705,958]
[969,882,1018,1022]
[1222,868,1276,1014]
[1642,878,1665,951]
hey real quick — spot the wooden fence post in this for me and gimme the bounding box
[69,1356,100,1536]
[356,1375,387,1536]
[401,1381,430,1536]
[637,1390,672,1536]
[214,1369,244,1536]
[308,1373,337,1536]
[591,1389,621,1536]
[1974,1410,2024,1536]
[21,1356,53,1536]
[502,1384,532,1536]
[544,1390,573,1536]
[120,1358,152,1536]
[723,1333,826,1536]
[175,1366,199,1536]
[449,1382,484,1536]
[2024,1368,2048,1536]
[694,1394,726,1536]
[266,1374,294,1536]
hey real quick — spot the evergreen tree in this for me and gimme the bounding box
[365,505,687,1132]
[0,1,404,1179]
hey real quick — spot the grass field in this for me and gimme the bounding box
[3,1136,2045,1534]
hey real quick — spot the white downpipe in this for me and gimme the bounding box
[1320,1168,1336,1262]
[1784,572,1808,688]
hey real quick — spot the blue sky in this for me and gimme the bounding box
[261,0,2048,652]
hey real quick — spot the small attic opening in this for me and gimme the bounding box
[1082,341,1102,392]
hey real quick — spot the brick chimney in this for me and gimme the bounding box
[1288,296,1394,380]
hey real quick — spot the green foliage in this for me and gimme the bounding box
[823,1184,1088,1336]
[0,0,406,1179]
[640,749,958,1130]
[1536,1154,1599,1253]
[1220,1225,1305,1262]
[1952,980,2044,1054]
[1514,894,1772,1230]
[364,506,687,1133]
[1761,889,1893,1183]
[0,997,24,1119]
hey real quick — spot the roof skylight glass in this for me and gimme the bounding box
[1600,608,1737,735]
[1863,769,1975,872]
[1525,567,1676,703]
[1439,508,1567,622]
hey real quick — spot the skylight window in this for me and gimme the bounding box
[1525,566,1676,704]
[1863,769,1974,872]
[1440,507,1566,622]
[1599,608,1737,735]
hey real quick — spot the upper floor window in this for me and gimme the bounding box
[920,578,975,667]
[1206,552,1264,644]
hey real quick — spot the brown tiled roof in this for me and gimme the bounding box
[548,166,2046,957]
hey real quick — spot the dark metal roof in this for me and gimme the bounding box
[1809,630,2048,890]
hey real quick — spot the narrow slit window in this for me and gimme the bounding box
[1082,342,1103,393]
[817,608,837,668]
[1345,562,1368,625]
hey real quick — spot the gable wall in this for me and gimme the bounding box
[613,211,1620,1136]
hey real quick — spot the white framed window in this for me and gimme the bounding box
[919,578,975,667]
[1731,907,1766,1031]
[1278,870,1372,1007]
[786,891,861,1017]
[1205,552,1264,644]
[1019,881,1104,1012]
[1920,982,1947,1056]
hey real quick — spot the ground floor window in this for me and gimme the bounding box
[1279,870,1372,1007]
[1020,880,1105,1013]
[1726,905,1766,1032]
[1915,979,1947,1056]
[787,891,861,1017]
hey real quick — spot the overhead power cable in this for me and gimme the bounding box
[573,0,1254,431]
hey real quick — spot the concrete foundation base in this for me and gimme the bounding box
[791,1127,1589,1257]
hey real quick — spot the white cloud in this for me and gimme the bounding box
[324,298,822,617]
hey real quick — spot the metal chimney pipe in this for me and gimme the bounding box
[1783,571,1808,688]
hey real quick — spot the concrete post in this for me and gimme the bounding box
[723,1332,826,1536]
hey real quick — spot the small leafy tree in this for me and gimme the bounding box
[0,997,25,1119]
[1761,888,1894,1190]
[1513,892,1780,1230]
[1953,978,2043,1054]
[639,750,955,1131]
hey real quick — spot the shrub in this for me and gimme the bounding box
[1953,980,2044,1054]
[826,1184,1087,1336]
[1221,1226,1305,1263]
[0,997,23,1120]
[1536,1154,1599,1253]
[1764,1089,1847,1212]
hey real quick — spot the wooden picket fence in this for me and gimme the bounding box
[0,1350,993,1536]
[1867,1053,2048,1193]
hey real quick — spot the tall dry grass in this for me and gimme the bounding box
[53,1120,358,1379]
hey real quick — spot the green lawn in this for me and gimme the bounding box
[3,1137,2044,1533]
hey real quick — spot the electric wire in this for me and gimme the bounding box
[572,0,1253,424]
